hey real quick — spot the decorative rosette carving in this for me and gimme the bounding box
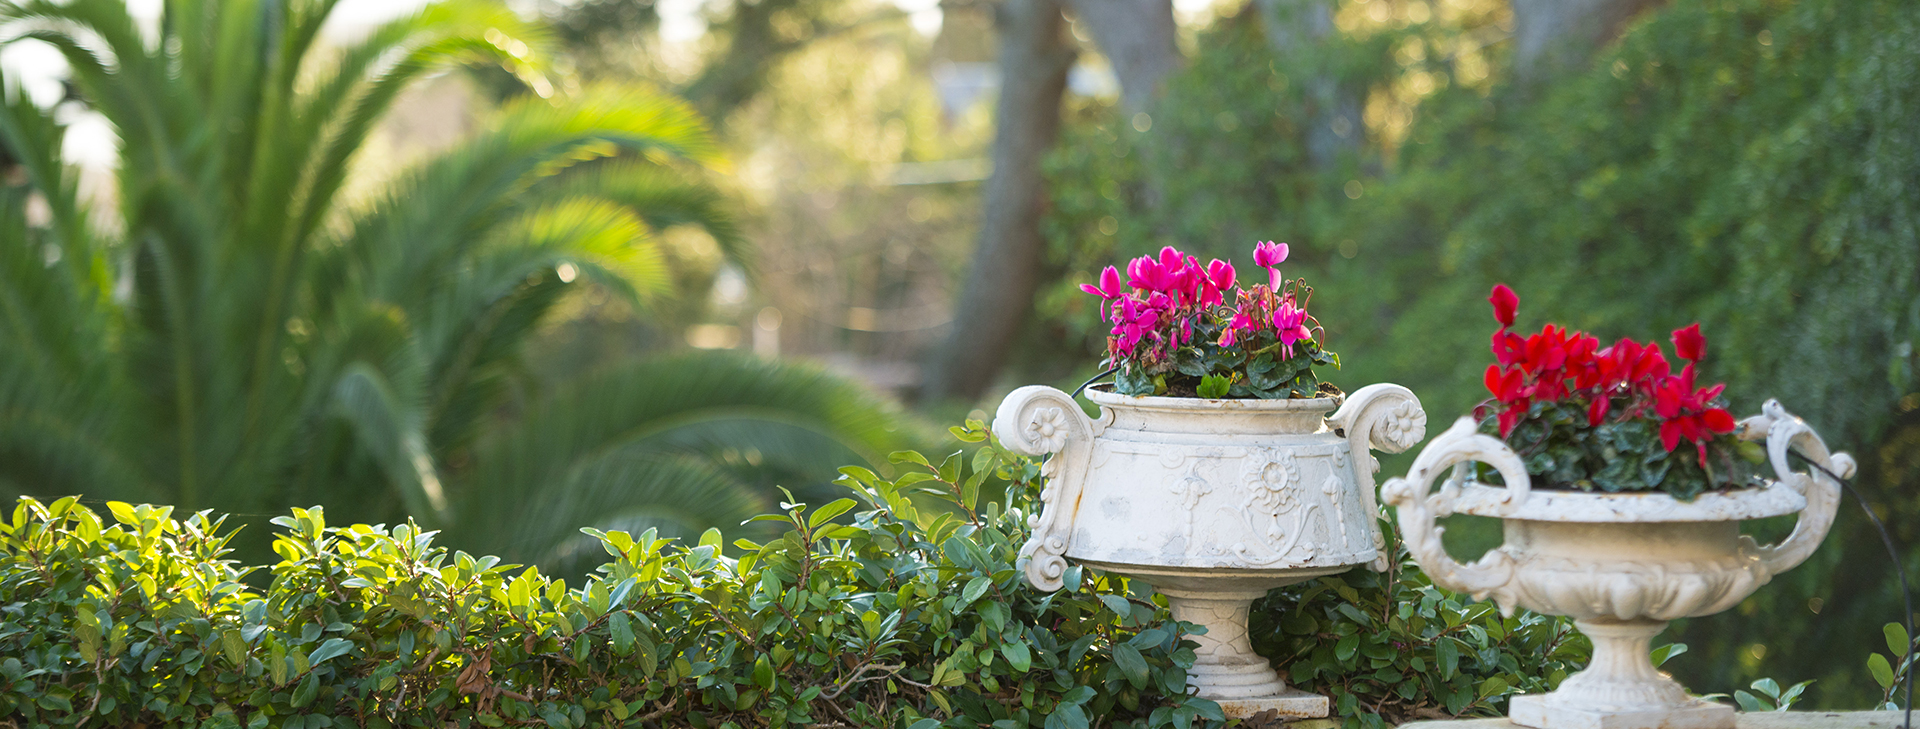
[993,385,1110,591]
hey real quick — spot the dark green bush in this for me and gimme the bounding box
[1,422,1581,728]
[1251,556,1588,727]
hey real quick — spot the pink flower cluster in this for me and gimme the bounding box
[1081,242,1320,368]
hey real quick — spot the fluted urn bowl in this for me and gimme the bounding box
[1382,401,1851,729]
[994,383,1427,719]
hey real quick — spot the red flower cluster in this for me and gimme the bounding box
[1481,285,1735,467]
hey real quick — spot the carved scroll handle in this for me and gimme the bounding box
[994,385,1109,592]
[1736,399,1852,577]
[1380,417,1531,616]
[1327,383,1428,570]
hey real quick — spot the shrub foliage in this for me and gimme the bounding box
[1,423,1580,728]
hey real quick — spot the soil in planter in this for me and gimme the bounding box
[1157,380,1345,399]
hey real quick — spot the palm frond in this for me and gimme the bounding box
[540,159,750,272]
[482,451,765,567]
[327,362,449,528]
[452,351,916,564]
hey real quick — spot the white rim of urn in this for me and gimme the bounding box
[1082,384,1342,412]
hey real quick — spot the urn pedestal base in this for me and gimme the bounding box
[1096,563,1345,720]
[1506,621,1734,729]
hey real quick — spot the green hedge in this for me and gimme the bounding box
[0,423,1578,728]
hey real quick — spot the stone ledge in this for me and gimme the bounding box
[1397,711,1909,729]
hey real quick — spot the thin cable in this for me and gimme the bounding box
[1071,367,1117,398]
[1804,457,1913,728]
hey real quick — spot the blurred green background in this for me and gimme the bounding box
[0,0,1912,714]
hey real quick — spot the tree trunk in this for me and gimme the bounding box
[1256,0,1362,170]
[1511,0,1666,84]
[1062,0,1182,115]
[919,0,1074,404]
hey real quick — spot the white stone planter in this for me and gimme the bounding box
[1382,400,1852,729]
[994,383,1427,718]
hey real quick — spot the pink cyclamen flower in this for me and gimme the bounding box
[1217,310,1256,347]
[1127,255,1174,293]
[1200,259,1235,307]
[1110,298,1158,355]
[1253,241,1289,268]
[1271,300,1312,359]
[1254,241,1289,288]
[1079,265,1125,301]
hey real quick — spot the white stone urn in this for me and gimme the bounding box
[1381,400,1851,729]
[994,383,1427,718]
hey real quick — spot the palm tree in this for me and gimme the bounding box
[0,0,910,564]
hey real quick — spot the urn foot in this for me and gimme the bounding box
[1160,587,1330,717]
[1510,695,1733,729]
[1508,620,1733,729]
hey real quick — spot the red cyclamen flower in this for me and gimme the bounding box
[1671,323,1705,362]
[1488,284,1518,328]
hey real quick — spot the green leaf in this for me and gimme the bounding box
[1335,633,1360,661]
[609,612,634,655]
[1436,637,1460,680]
[1046,704,1089,729]
[1112,643,1150,689]
[808,498,857,530]
[1733,690,1769,712]
[1887,622,1911,658]
[753,654,774,689]
[1869,653,1896,690]
[307,638,354,666]
[1197,374,1231,399]
[291,672,320,708]
[1778,680,1815,710]
[1649,642,1687,668]
[961,576,992,604]
[1001,641,1032,673]
[1477,676,1509,700]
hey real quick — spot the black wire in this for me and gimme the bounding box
[1803,457,1914,728]
[1071,367,1117,398]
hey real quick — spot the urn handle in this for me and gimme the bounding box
[994,385,1110,592]
[1380,417,1532,616]
[1327,383,1428,570]
[1737,399,1851,577]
